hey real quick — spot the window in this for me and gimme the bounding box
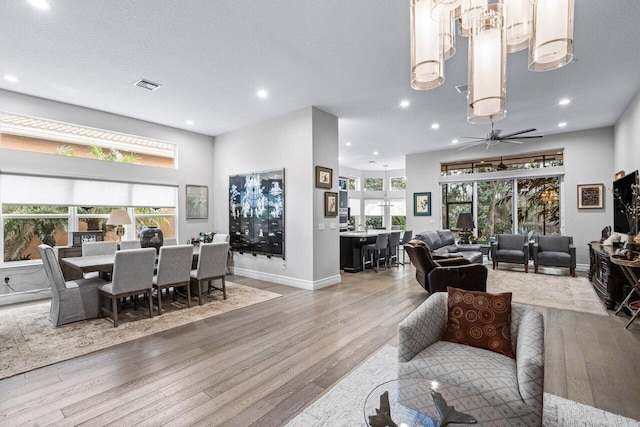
[390,198,406,230]
[77,207,118,241]
[134,207,176,238]
[364,178,383,191]
[390,176,406,191]
[0,112,176,169]
[348,176,359,191]
[2,205,69,262]
[517,177,560,236]
[348,198,361,228]
[442,183,473,230]
[364,199,383,229]
[477,180,513,243]
[441,150,563,176]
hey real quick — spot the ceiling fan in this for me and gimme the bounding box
[458,122,543,150]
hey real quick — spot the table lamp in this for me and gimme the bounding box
[456,212,475,244]
[107,209,132,243]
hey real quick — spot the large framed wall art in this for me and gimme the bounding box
[229,168,285,258]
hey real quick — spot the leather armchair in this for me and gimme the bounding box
[533,235,576,277]
[491,234,530,273]
[404,240,487,293]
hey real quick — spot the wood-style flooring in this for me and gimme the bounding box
[1,265,639,426]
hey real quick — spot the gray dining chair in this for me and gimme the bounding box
[163,237,178,246]
[190,242,229,304]
[119,240,141,250]
[153,245,194,314]
[212,233,230,243]
[38,244,106,326]
[98,247,156,327]
[82,241,117,256]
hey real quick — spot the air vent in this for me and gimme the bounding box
[134,79,162,91]
[455,84,468,94]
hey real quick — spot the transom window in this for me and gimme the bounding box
[441,150,563,176]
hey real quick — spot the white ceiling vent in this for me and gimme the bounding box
[455,84,468,94]
[134,79,162,91]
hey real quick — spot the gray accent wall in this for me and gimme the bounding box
[614,88,640,174]
[406,127,615,266]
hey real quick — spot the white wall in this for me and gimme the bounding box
[406,127,615,265]
[0,90,215,303]
[614,89,640,174]
[212,107,341,290]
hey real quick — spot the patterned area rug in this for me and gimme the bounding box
[286,345,639,427]
[486,268,609,316]
[0,282,281,380]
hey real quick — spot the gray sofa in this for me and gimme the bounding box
[398,292,545,426]
[413,229,483,264]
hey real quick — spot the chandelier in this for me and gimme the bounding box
[410,0,574,124]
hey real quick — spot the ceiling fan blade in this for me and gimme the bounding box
[459,136,486,139]
[493,129,503,137]
[502,135,543,140]
[458,141,487,150]
[502,140,524,144]
[498,128,537,139]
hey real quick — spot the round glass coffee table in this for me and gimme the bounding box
[364,378,510,426]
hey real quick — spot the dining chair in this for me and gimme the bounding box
[81,241,117,278]
[38,244,107,326]
[98,247,156,327]
[190,242,229,304]
[163,237,178,246]
[119,240,141,250]
[153,245,194,314]
[212,233,230,243]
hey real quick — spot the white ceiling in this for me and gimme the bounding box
[1,1,639,171]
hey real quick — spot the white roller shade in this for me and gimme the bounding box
[348,198,361,216]
[364,199,383,216]
[390,199,407,216]
[0,174,177,207]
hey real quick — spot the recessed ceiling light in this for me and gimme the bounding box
[558,122,567,127]
[452,139,459,144]
[431,123,439,130]
[3,75,19,83]
[256,89,268,99]
[27,0,51,10]
[186,120,194,126]
[346,141,352,146]
[400,100,410,108]
[373,151,379,156]
[558,98,571,106]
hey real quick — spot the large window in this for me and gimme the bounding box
[134,208,176,239]
[477,180,513,243]
[364,199,383,229]
[442,183,473,230]
[441,150,563,176]
[517,178,560,236]
[348,198,360,229]
[364,178,383,191]
[390,199,406,230]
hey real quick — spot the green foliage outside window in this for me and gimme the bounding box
[3,206,68,262]
[365,216,383,229]
[364,178,383,191]
[392,215,406,230]
[390,177,406,190]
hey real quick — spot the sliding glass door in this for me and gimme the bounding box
[477,180,513,243]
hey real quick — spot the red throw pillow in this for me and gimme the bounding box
[442,286,515,358]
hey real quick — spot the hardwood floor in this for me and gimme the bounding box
[1,266,639,426]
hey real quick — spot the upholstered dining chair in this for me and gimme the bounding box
[152,245,194,314]
[190,242,229,304]
[119,240,141,250]
[81,241,117,279]
[533,235,577,277]
[38,244,107,326]
[362,233,389,272]
[212,233,230,243]
[163,237,178,246]
[98,247,156,327]
[491,234,530,273]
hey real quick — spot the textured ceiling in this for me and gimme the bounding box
[0,1,639,170]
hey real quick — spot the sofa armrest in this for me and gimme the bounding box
[532,242,540,264]
[490,242,497,259]
[397,292,448,363]
[516,309,545,416]
[569,244,576,268]
[522,242,530,262]
[435,257,470,266]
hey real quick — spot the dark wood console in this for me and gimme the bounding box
[56,245,83,280]
[588,242,626,309]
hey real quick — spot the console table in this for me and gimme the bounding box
[588,242,626,309]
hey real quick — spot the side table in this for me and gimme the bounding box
[611,256,640,329]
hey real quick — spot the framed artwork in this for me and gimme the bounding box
[577,183,604,209]
[316,166,333,189]
[186,184,209,219]
[325,191,338,217]
[414,192,432,216]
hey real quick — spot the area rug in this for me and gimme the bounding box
[286,345,639,427]
[0,282,281,380]
[487,269,609,316]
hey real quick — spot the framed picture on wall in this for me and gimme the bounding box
[316,166,333,189]
[577,183,604,209]
[414,192,432,216]
[325,191,338,217]
[186,184,209,219]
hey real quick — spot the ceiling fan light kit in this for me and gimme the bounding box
[410,0,575,123]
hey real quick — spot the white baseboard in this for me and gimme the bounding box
[230,267,341,290]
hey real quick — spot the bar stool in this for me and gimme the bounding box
[387,231,402,268]
[399,230,413,265]
[362,233,389,272]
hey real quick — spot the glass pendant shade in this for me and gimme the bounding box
[442,11,457,60]
[459,0,488,37]
[411,0,445,90]
[528,0,574,71]
[431,0,462,19]
[467,3,506,124]
[501,0,531,52]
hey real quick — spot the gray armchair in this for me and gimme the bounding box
[38,244,106,326]
[491,234,530,273]
[533,235,576,277]
[398,292,545,426]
